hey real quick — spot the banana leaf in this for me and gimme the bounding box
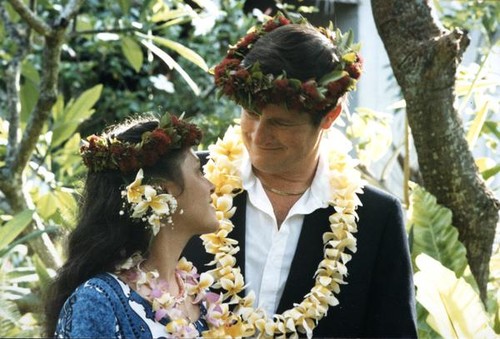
[408,184,468,276]
[414,253,496,338]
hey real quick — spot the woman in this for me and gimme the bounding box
[44,113,221,338]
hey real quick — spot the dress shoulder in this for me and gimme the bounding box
[55,273,157,338]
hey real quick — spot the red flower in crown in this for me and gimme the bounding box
[80,113,202,173]
[238,32,258,50]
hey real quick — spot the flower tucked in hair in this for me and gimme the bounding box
[213,12,363,115]
[120,169,178,235]
[80,113,202,174]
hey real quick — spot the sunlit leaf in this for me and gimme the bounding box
[466,100,489,148]
[140,39,201,95]
[414,254,496,338]
[35,193,58,220]
[121,36,143,73]
[140,33,208,71]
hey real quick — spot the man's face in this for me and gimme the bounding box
[240,104,323,176]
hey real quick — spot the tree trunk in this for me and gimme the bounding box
[371,0,499,302]
[1,0,84,269]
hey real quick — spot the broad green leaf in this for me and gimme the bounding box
[21,60,40,84]
[408,184,468,276]
[466,100,489,148]
[51,84,101,147]
[63,84,103,123]
[414,254,495,338]
[0,210,33,250]
[140,33,208,71]
[51,120,84,149]
[140,39,201,95]
[121,36,143,73]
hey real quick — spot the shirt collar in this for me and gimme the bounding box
[240,147,331,216]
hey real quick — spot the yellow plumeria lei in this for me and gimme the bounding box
[200,125,365,338]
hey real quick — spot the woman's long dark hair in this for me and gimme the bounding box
[43,118,187,336]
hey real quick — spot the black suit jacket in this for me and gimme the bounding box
[184,152,417,338]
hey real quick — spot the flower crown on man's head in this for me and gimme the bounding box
[80,113,202,174]
[214,12,363,115]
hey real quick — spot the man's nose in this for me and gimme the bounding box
[252,119,273,145]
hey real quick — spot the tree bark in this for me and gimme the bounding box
[371,0,499,302]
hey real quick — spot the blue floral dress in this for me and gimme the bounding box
[55,273,208,338]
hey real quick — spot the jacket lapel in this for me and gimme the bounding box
[276,206,333,313]
[231,191,247,277]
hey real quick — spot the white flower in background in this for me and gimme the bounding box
[348,107,393,166]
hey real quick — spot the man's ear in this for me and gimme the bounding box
[320,104,342,129]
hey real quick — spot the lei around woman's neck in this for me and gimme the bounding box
[80,113,202,174]
[213,12,363,115]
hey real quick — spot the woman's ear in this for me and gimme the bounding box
[320,104,342,129]
[161,181,180,197]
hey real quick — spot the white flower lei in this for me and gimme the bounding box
[201,125,365,338]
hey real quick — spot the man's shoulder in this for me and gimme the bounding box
[359,184,400,207]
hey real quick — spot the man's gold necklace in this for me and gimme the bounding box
[262,183,307,196]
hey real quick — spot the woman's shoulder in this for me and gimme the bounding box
[56,273,150,337]
[70,273,124,302]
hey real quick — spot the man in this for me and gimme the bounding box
[185,13,417,338]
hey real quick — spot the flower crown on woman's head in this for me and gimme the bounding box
[80,113,202,174]
[214,12,363,115]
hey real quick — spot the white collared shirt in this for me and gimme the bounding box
[241,151,331,316]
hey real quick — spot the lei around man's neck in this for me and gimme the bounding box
[80,113,202,174]
[213,12,363,115]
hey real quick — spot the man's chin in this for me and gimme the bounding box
[251,158,286,175]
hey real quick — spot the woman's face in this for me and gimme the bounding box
[171,149,218,234]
